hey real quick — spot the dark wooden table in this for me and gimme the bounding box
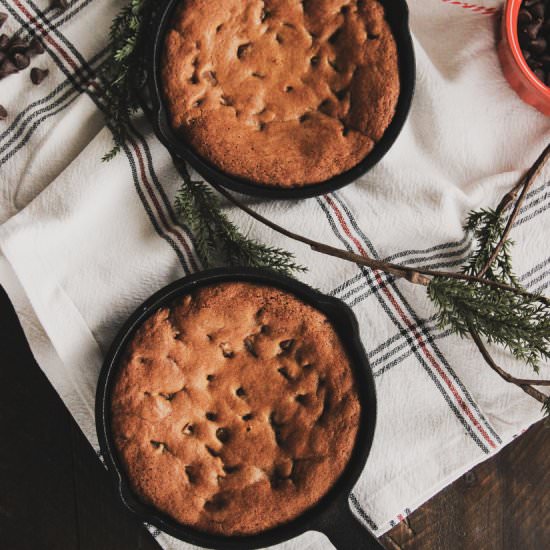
[0,285,548,550]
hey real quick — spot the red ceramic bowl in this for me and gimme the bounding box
[498,0,550,116]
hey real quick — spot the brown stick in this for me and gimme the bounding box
[469,328,550,403]
[478,143,550,278]
[209,181,432,285]
[210,181,550,305]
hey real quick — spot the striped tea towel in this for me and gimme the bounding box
[0,1,549,548]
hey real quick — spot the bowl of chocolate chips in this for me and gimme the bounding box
[498,0,550,115]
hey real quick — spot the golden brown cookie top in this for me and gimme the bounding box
[111,282,360,535]
[161,0,399,187]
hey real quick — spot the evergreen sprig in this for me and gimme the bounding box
[428,199,550,376]
[98,0,153,161]
[429,277,550,372]
[174,169,306,276]
[462,208,519,286]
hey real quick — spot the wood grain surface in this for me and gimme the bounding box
[0,285,547,550]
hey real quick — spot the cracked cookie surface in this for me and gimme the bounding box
[111,282,360,535]
[161,0,399,187]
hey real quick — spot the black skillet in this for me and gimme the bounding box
[139,0,415,199]
[95,267,380,549]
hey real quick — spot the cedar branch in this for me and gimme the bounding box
[477,143,550,278]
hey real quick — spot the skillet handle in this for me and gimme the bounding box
[317,497,384,550]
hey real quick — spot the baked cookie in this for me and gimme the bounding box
[162,0,400,186]
[111,282,361,535]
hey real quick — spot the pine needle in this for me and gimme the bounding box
[174,177,306,276]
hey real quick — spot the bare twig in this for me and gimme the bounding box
[210,181,550,305]
[478,143,550,277]
[469,328,550,403]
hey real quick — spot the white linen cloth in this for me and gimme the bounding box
[1,1,549,548]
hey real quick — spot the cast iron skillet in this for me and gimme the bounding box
[96,267,379,549]
[139,0,415,199]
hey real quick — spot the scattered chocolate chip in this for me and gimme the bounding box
[0,104,7,120]
[206,374,215,382]
[0,12,7,30]
[223,464,239,474]
[205,412,217,421]
[30,67,49,85]
[236,387,246,397]
[50,0,69,11]
[27,37,45,56]
[242,413,253,421]
[0,58,17,79]
[8,37,27,54]
[0,33,9,50]
[13,52,29,70]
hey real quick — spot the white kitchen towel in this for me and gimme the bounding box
[0,1,549,548]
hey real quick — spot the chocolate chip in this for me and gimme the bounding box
[235,387,246,397]
[277,367,291,380]
[182,423,194,435]
[279,339,295,351]
[0,58,17,79]
[0,13,7,30]
[206,374,215,382]
[243,336,257,357]
[8,37,27,54]
[30,67,49,85]
[204,494,226,511]
[242,413,253,421]
[185,465,197,483]
[310,55,320,66]
[205,445,220,457]
[534,67,545,81]
[530,2,545,20]
[27,37,44,56]
[12,52,29,70]
[295,394,308,405]
[236,43,251,59]
[223,464,239,474]
[525,20,543,40]
[0,34,9,51]
[519,0,550,85]
[216,427,230,443]
[50,0,69,11]
[530,37,547,55]
[205,412,217,421]
[518,9,533,26]
[0,104,7,120]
